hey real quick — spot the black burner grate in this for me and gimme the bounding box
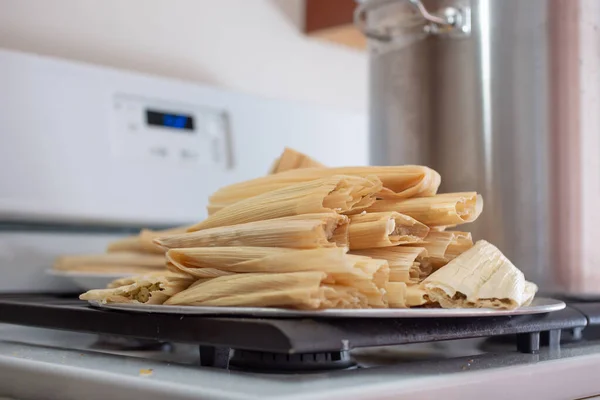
[0,293,594,370]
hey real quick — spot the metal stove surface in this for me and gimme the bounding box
[2,325,600,400]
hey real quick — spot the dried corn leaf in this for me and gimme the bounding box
[348,212,429,249]
[80,274,194,305]
[165,271,368,309]
[367,192,483,227]
[268,147,325,174]
[167,247,388,307]
[406,231,474,271]
[386,282,407,308]
[190,175,381,231]
[351,247,427,283]
[155,214,348,250]
[208,165,440,212]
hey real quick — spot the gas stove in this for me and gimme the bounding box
[1,294,600,399]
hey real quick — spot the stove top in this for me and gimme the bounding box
[0,294,590,371]
[1,294,600,399]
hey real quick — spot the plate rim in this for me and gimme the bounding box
[88,297,566,319]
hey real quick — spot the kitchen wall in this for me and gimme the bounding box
[0,0,367,112]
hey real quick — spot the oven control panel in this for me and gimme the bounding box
[111,94,231,168]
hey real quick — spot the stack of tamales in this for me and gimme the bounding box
[81,148,537,310]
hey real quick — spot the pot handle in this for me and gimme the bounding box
[354,0,471,41]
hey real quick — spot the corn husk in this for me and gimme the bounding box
[189,175,382,231]
[406,284,430,306]
[80,273,194,305]
[366,192,483,227]
[386,282,407,308]
[106,271,191,289]
[208,166,441,213]
[155,214,348,250]
[53,252,165,273]
[351,247,428,283]
[422,240,536,310]
[165,271,369,309]
[268,147,325,174]
[166,247,388,307]
[107,226,191,254]
[406,231,474,270]
[348,212,429,249]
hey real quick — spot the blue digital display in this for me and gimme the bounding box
[146,110,194,131]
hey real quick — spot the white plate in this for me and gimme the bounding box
[47,270,132,291]
[88,297,566,318]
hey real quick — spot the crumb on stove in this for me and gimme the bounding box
[139,368,153,376]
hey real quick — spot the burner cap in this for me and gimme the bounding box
[230,349,355,372]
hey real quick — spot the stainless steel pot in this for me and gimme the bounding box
[356,0,600,294]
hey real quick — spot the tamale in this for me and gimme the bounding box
[54,252,165,273]
[155,214,348,250]
[386,282,407,308]
[366,192,483,227]
[406,231,474,270]
[268,147,326,174]
[107,226,191,254]
[405,284,430,307]
[167,247,388,307]
[165,271,368,309]
[208,165,441,212]
[189,175,382,231]
[347,212,429,249]
[351,247,428,283]
[107,271,190,289]
[80,273,194,305]
[422,240,536,310]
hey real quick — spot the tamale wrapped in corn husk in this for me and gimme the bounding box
[53,252,166,273]
[347,212,429,249]
[366,192,483,227]
[208,166,440,213]
[106,271,190,289]
[406,231,474,270]
[386,282,407,308]
[155,214,348,250]
[406,284,430,307]
[422,240,536,310]
[165,271,369,309]
[80,273,194,305]
[167,247,388,307]
[268,147,325,174]
[107,226,191,254]
[189,175,382,231]
[351,247,428,283]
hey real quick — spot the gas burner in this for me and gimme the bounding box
[229,349,355,372]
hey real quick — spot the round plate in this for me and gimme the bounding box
[47,270,132,291]
[88,297,565,318]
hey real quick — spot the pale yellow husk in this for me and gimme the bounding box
[190,175,382,231]
[80,273,194,305]
[268,147,326,174]
[406,231,474,270]
[366,192,483,227]
[107,226,191,254]
[422,240,537,310]
[106,271,191,289]
[53,252,166,274]
[165,271,369,309]
[155,214,348,250]
[348,212,429,249]
[208,165,441,213]
[351,247,428,283]
[166,247,388,308]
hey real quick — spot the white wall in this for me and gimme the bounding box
[0,0,367,112]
